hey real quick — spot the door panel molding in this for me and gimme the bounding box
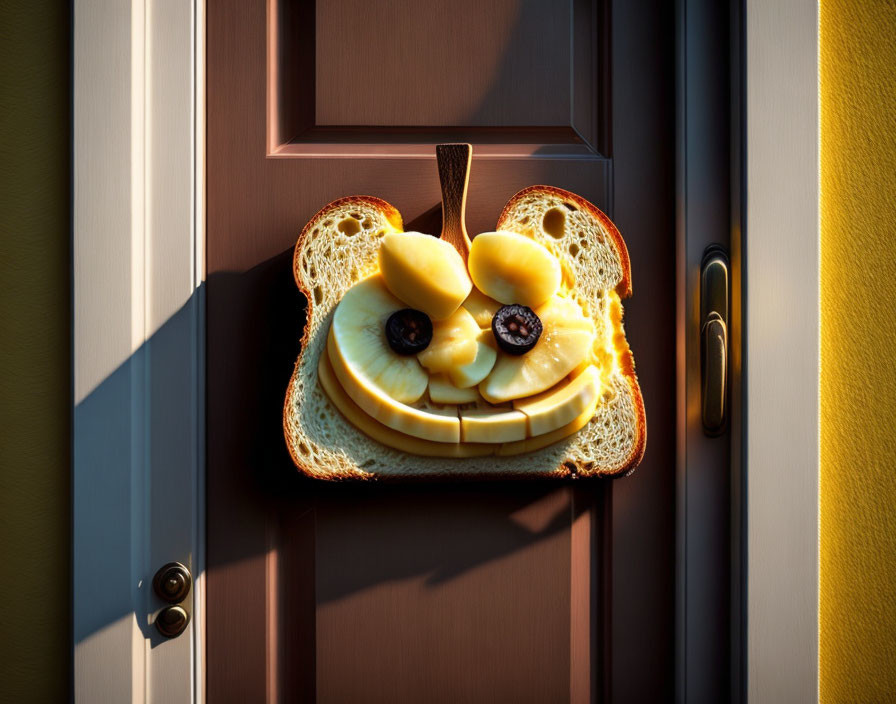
[72,0,205,700]
[267,0,609,157]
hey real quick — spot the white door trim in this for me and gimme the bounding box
[72,0,205,701]
[745,0,819,701]
[72,0,819,700]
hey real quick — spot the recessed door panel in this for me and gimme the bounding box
[207,0,678,701]
[272,0,602,151]
[313,487,575,704]
[315,0,573,127]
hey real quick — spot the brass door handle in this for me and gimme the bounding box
[156,605,190,638]
[701,247,729,434]
[153,562,192,603]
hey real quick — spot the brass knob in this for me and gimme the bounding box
[152,562,192,603]
[156,605,190,638]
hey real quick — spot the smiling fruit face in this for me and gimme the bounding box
[321,229,607,455]
[283,184,648,480]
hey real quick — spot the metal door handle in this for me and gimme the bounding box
[153,562,192,603]
[156,605,190,637]
[701,247,729,434]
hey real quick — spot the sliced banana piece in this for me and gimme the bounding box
[378,231,472,320]
[468,231,561,308]
[480,296,595,404]
[447,329,497,388]
[328,329,460,442]
[513,365,600,436]
[417,305,479,373]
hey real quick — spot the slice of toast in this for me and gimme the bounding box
[283,189,646,481]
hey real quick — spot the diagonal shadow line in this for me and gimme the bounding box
[74,245,603,649]
[74,289,204,649]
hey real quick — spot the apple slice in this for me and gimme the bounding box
[480,296,594,404]
[330,274,428,404]
[459,408,528,443]
[319,353,491,457]
[378,232,472,320]
[328,329,460,442]
[417,306,480,373]
[429,374,480,404]
[447,329,497,388]
[468,231,561,308]
[498,393,599,456]
[462,287,501,328]
[513,365,600,436]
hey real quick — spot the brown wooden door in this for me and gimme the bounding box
[207,1,680,701]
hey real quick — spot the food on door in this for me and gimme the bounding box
[283,155,645,480]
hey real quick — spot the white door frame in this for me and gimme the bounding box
[744,1,819,701]
[72,1,818,701]
[73,0,205,701]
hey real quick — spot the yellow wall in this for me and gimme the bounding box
[820,1,896,700]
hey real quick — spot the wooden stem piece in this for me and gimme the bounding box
[436,143,473,261]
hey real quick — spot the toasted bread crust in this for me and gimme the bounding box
[282,367,373,480]
[283,370,315,479]
[497,185,633,298]
[573,372,647,479]
[497,186,646,478]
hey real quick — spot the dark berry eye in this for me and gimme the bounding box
[491,304,543,355]
[385,308,433,355]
